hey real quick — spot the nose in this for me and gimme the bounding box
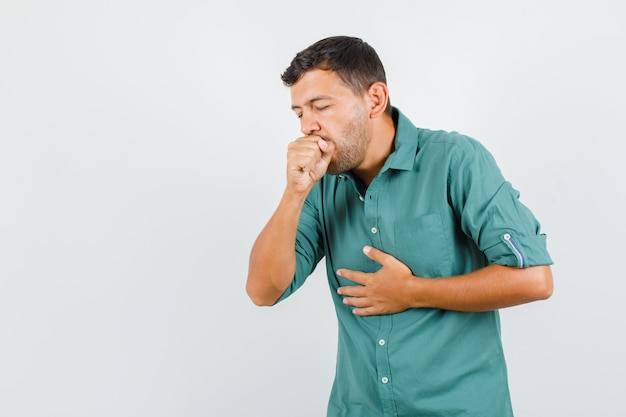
[300,112,321,136]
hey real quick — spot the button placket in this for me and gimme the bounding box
[363,175,383,250]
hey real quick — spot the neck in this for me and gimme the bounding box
[352,112,396,186]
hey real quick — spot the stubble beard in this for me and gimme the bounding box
[326,108,370,175]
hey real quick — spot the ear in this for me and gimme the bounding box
[365,82,389,119]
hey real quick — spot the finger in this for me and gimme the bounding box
[342,296,372,310]
[317,138,335,160]
[288,140,322,158]
[292,156,319,173]
[288,142,322,172]
[318,137,329,151]
[337,284,367,297]
[336,268,369,285]
[313,139,334,176]
[295,134,323,143]
[289,135,325,153]
[289,136,333,178]
[352,305,380,317]
[362,245,394,266]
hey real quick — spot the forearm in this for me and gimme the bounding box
[247,134,334,306]
[410,264,553,312]
[246,189,308,306]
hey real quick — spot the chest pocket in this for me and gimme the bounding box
[393,213,452,278]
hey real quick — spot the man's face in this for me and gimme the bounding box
[290,69,370,175]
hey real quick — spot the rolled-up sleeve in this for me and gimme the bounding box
[448,137,553,268]
[276,185,326,303]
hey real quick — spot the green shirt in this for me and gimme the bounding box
[278,108,552,417]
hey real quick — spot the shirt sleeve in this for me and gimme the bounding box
[276,184,326,303]
[447,136,553,268]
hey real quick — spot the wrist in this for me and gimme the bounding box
[283,186,310,206]
[407,276,430,309]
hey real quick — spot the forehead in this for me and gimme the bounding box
[290,69,356,107]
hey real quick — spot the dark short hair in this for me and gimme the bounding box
[281,36,391,113]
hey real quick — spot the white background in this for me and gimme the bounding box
[1,1,624,416]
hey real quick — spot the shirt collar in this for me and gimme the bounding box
[382,107,419,172]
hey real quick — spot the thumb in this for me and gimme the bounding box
[318,138,334,162]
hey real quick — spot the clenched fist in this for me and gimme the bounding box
[287,135,335,197]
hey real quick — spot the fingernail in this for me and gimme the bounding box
[363,246,371,254]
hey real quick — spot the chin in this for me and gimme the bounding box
[327,164,352,176]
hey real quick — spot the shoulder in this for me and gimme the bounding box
[394,108,488,160]
[415,128,492,168]
[418,128,485,153]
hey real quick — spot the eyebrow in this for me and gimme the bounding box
[291,95,333,111]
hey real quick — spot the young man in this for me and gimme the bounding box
[247,36,553,417]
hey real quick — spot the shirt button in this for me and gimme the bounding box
[359,195,365,202]
[370,227,378,234]
[381,377,389,384]
[378,339,386,346]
